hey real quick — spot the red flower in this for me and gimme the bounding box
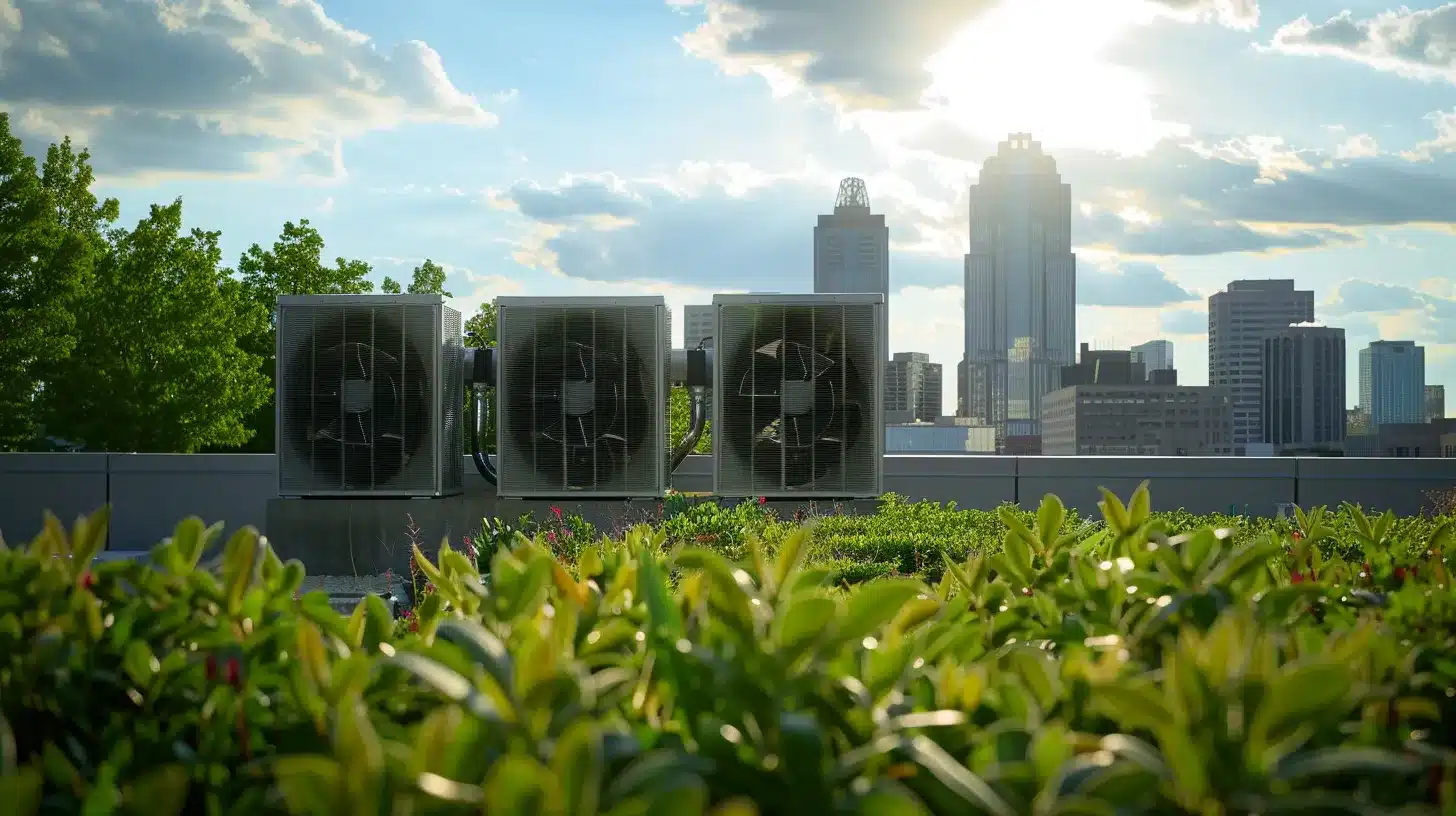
[225,657,242,689]
[205,654,219,683]
[1394,567,1408,582]
[550,506,563,520]
[462,535,472,546]
[1290,571,1305,584]
[758,496,767,505]
[1291,531,1304,541]
[546,531,557,543]
[78,571,95,591]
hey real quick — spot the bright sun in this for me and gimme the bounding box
[922,0,1187,155]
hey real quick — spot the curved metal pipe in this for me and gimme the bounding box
[670,386,708,472]
[469,384,497,486]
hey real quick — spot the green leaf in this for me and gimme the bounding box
[775,595,836,663]
[857,781,931,815]
[1127,481,1152,528]
[1248,663,1353,762]
[1001,529,1034,582]
[221,525,261,615]
[273,756,341,815]
[1090,683,1172,733]
[1035,495,1067,555]
[484,756,564,815]
[552,721,605,816]
[387,652,501,723]
[436,619,516,704]
[122,640,159,687]
[836,579,929,646]
[1272,747,1422,782]
[121,765,188,816]
[0,766,43,816]
[70,506,112,570]
[1097,488,1130,534]
[773,525,814,592]
[334,697,384,814]
[903,735,1016,816]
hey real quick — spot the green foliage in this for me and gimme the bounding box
[5,488,1455,814]
[381,259,452,297]
[0,117,117,449]
[38,200,272,452]
[229,219,375,452]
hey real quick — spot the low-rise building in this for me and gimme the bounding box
[1041,384,1234,456]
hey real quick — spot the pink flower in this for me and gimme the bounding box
[546,530,557,542]
[550,506,563,520]
[757,496,767,505]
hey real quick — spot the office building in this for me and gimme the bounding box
[1041,384,1234,456]
[1207,279,1315,454]
[1260,324,1345,451]
[1131,339,1173,372]
[963,134,1076,438]
[1359,341,1426,426]
[683,304,713,350]
[886,352,942,423]
[1427,385,1446,422]
[814,177,890,327]
[1061,343,1146,387]
[885,420,996,453]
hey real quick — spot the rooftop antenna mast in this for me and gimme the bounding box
[836,177,870,209]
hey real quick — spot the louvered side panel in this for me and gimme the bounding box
[439,306,464,495]
[834,302,883,495]
[387,304,438,494]
[713,302,764,497]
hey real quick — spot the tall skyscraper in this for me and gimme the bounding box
[1426,384,1445,421]
[683,304,714,349]
[963,134,1076,438]
[1207,279,1315,455]
[1359,340,1426,426]
[1131,339,1174,373]
[885,352,942,422]
[1261,325,1345,449]
[814,177,889,312]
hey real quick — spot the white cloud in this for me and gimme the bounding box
[0,0,494,178]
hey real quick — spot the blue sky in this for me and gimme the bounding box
[4,0,1456,412]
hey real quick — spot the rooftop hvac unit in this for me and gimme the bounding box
[712,293,885,498]
[495,296,667,498]
[276,294,463,498]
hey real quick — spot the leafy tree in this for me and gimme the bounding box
[0,117,116,450]
[41,200,270,452]
[228,219,374,452]
[670,386,712,455]
[381,259,451,296]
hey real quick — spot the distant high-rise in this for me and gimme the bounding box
[885,352,942,423]
[963,134,1076,439]
[814,177,889,306]
[1359,340,1425,426]
[1131,339,1174,373]
[1261,325,1345,449]
[1207,279,1315,455]
[1427,384,1446,421]
[683,304,713,349]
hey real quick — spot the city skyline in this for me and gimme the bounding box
[3,0,1453,417]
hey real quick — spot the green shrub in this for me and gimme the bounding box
[2,485,1455,814]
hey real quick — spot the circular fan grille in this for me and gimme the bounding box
[282,309,429,490]
[721,308,867,487]
[502,310,653,488]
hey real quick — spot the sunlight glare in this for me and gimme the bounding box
[922,0,1186,155]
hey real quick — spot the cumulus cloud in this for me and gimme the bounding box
[1078,262,1199,307]
[0,0,493,178]
[672,0,1258,111]
[1268,5,1456,84]
[1325,278,1456,344]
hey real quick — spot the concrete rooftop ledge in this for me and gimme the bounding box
[1,453,1453,558]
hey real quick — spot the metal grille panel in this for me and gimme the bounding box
[276,295,462,497]
[496,297,667,498]
[713,294,884,498]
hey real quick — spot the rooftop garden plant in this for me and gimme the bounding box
[1,484,1454,814]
